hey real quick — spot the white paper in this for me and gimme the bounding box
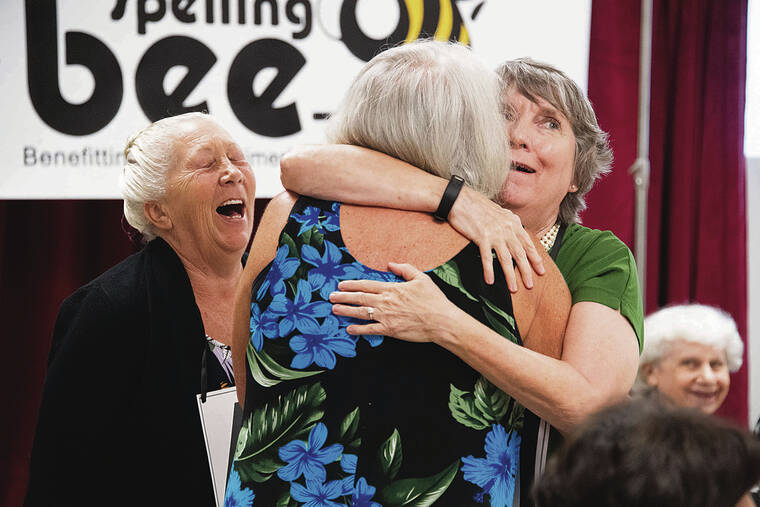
[196,386,238,507]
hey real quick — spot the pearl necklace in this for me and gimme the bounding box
[539,223,560,252]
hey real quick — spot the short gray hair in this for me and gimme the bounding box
[120,112,210,241]
[327,40,509,199]
[633,304,744,393]
[497,58,612,224]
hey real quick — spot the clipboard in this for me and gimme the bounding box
[196,386,243,507]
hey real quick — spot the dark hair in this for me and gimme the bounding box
[533,398,760,507]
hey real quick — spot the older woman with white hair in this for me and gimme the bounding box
[225,40,571,507]
[634,304,743,415]
[25,112,256,506]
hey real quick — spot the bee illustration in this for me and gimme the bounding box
[335,0,474,62]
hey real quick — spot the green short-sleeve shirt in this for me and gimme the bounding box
[554,223,644,353]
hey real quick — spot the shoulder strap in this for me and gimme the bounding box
[548,223,567,261]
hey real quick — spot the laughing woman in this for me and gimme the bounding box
[25,113,256,506]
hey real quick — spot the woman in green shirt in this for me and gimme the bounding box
[279,58,643,458]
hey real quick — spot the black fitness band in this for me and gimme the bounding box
[434,175,465,221]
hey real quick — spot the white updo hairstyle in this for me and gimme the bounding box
[119,112,211,242]
[326,40,510,198]
[633,304,744,394]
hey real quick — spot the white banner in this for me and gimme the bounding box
[0,0,590,198]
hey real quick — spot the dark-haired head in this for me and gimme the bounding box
[533,398,760,507]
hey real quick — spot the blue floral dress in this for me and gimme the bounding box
[225,197,540,507]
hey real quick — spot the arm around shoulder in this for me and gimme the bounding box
[280,144,445,210]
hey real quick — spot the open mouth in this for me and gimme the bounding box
[216,199,245,219]
[512,162,536,174]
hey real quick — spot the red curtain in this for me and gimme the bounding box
[0,200,268,507]
[585,0,749,425]
[0,201,137,506]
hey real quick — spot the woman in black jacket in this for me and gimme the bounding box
[25,112,256,506]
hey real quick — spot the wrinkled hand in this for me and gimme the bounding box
[448,187,545,291]
[330,263,465,343]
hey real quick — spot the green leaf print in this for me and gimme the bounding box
[448,384,489,430]
[257,347,325,381]
[311,229,324,247]
[287,279,299,298]
[479,295,517,330]
[275,491,300,507]
[281,231,298,257]
[244,469,273,483]
[449,377,515,431]
[303,226,327,247]
[505,403,526,432]
[300,225,325,247]
[339,407,360,443]
[301,227,313,245]
[378,459,460,506]
[247,343,325,387]
[247,345,280,388]
[378,429,403,481]
[473,377,509,423]
[234,383,326,482]
[431,261,478,302]
[482,310,516,344]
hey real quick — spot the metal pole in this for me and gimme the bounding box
[629,0,653,303]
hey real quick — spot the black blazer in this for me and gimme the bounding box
[25,238,217,506]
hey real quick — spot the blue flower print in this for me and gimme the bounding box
[361,334,384,347]
[277,422,344,483]
[340,453,357,495]
[249,303,280,350]
[303,241,364,300]
[268,279,332,338]
[257,245,300,299]
[293,203,340,237]
[290,315,357,369]
[353,265,402,283]
[351,477,382,507]
[461,424,520,507]
[223,468,255,507]
[290,479,344,507]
